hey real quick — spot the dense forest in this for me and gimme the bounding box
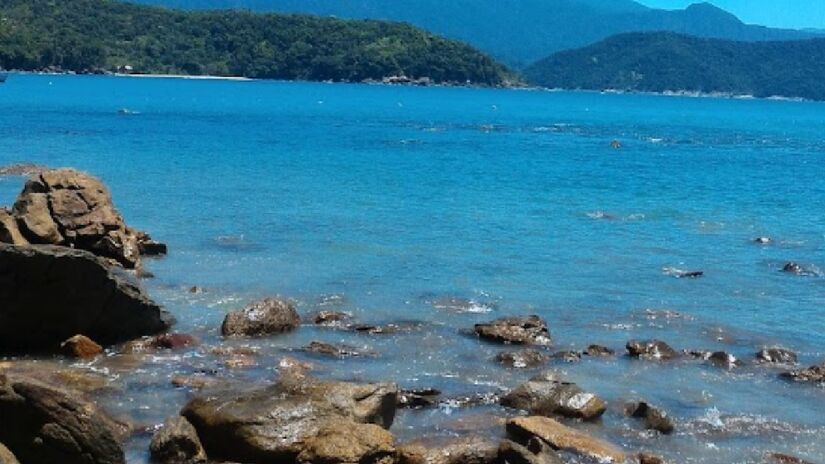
[525,32,825,101]
[127,0,819,68]
[0,0,514,85]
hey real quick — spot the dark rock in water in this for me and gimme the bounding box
[398,437,499,464]
[767,452,817,464]
[707,351,741,369]
[0,373,126,464]
[780,361,825,384]
[304,341,369,358]
[181,375,397,463]
[501,372,606,421]
[625,401,675,434]
[498,439,563,464]
[0,244,173,352]
[0,442,19,464]
[506,416,626,463]
[0,163,48,177]
[60,334,104,359]
[135,232,167,256]
[782,262,804,274]
[188,286,205,294]
[663,267,704,278]
[756,347,798,365]
[295,417,396,464]
[551,350,581,363]
[495,349,548,368]
[638,452,669,464]
[150,333,199,350]
[149,416,207,464]
[584,345,615,357]
[221,298,300,337]
[626,340,678,360]
[313,310,351,325]
[753,237,773,245]
[685,349,712,360]
[5,169,161,268]
[474,316,551,345]
[427,295,497,314]
[398,389,441,409]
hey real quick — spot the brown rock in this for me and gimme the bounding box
[0,209,27,246]
[150,416,207,464]
[498,439,563,464]
[496,349,548,368]
[150,333,198,350]
[397,437,499,464]
[60,335,104,359]
[305,341,369,358]
[506,416,625,463]
[625,401,675,434]
[474,316,551,345]
[501,372,606,421]
[584,345,615,356]
[0,442,20,464]
[224,354,257,369]
[780,361,825,384]
[638,452,668,464]
[626,340,678,360]
[296,417,396,464]
[756,347,798,365]
[398,389,441,409]
[314,311,351,325]
[171,376,218,390]
[221,298,300,337]
[767,452,816,464]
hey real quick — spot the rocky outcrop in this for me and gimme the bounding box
[506,416,625,463]
[626,340,678,360]
[625,401,675,434]
[181,375,397,463]
[0,244,173,352]
[149,416,207,464]
[221,298,300,337]
[495,349,548,368]
[60,335,104,359]
[780,361,825,384]
[0,443,19,464]
[0,209,27,246]
[474,316,551,345]
[756,347,798,365]
[0,373,125,464]
[2,169,165,268]
[500,372,606,421]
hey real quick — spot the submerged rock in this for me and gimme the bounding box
[753,237,773,245]
[304,341,370,358]
[550,350,581,363]
[584,344,615,357]
[780,361,825,384]
[0,244,173,352]
[149,416,207,464]
[474,316,551,345]
[60,334,104,359]
[501,372,606,421]
[756,347,798,365]
[782,262,804,274]
[626,340,678,360]
[149,333,199,350]
[0,373,126,464]
[495,349,548,368]
[506,416,626,463]
[221,298,300,337]
[707,351,741,369]
[625,401,675,434]
[313,310,351,325]
[398,388,441,409]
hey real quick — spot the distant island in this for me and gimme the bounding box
[0,0,514,86]
[525,32,825,101]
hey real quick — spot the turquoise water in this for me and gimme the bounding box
[2,74,825,463]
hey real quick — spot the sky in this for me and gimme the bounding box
[638,0,825,29]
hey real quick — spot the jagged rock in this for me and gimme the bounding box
[314,311,351,325]
[296,417,396,464]
[498,439,563,464]
[398,437,499,464]
[474,316,551,345]
[495,349,548,368]
[221,298,300,337]
[550,350,581,363]
[149,416,207,463]
[625,401,675,434]
[780,361,825,384]
[149,333,198,350]
[181,375,397,463]
[60,335,104,359]
[0,373,125,464]
[398,389,441,409]
[304,341,369,358]
[0,443,19,464]
[584,345,615,357]
[707,351,741,369]
[501,372,606,420]
[626,340,678,360]
[756,347,798,365]
[782,262,804,274]
[0,209,27,246]
[506,416,625,463]
[5,169,162,268]
[0,244,173,352]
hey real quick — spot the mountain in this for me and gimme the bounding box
[524,32,825,101]
[125,0,819,68]
[0,0,513,85]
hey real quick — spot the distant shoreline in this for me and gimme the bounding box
[115,73,253,81]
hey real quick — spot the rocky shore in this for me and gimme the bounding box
[0,166,822,464]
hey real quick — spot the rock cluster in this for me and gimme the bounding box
[474,316,551,345]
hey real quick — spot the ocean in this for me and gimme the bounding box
[2,74,824,463]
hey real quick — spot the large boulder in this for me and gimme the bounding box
[296,418,396,464]
[149,416,207,464]
[0,244,173,352]
[181,375,397,463]
[500,372,606,421]
[506,416,625,463]
[221,298,301,337]
[3,169,164,268]
[0,373,125,464]
[474,316,551,345]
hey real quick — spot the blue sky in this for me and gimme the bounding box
[638,0,825,29]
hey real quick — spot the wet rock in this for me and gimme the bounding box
[495,349,548,368]
[0,443,19,464]
[6,169,158,268]
[0,209,27,246]
[221,298,300,337]
[638,452,668,464]
[0,373,125,464]
[135,232,167,256]
[181,375,397,463]
[296,417,396,464]
[224,354,257,369]
[60,334,104,359]
[756,347,798,365]
[0,244,173,352]
[584,345,615,357]
[782,262,804,274]
[188,286,204,294]
[753,237,773,245]
[313,311,351,325]
[304,341,369,358]
[707,351,741,369]
[150,333,198,350]
[685,349,712,360]
[210,345,259,357]
[428,296,496,314]
[780,361,825,384]
[398,389,441,409]
[171,375,219,391]
[501,372,606,421]
[474,316,551,345]
[662,267,704,278]
[626,340,678,360]
[551,350,581,363]
[506,416,626,463]
[625,401,675,434]
[398,437,499,464]
[498,439,563,464]
[767,452,816,464]
[278,356,315,375]
[149,416,206,464]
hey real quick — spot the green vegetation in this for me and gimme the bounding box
[0,0,514,85]
[525,32,825,101]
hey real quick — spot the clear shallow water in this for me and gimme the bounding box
[1,74,825,463]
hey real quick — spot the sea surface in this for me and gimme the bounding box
[2,74,825,463]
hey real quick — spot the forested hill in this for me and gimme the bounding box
[0,0,514,86]
[126,0,819,68]
[525,32,825,101]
